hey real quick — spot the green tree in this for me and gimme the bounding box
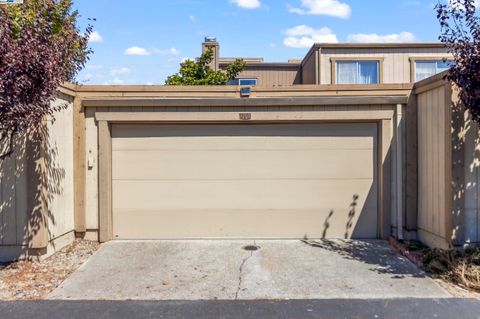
[165,49,246,85]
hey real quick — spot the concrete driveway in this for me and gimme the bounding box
[47,240,450,300]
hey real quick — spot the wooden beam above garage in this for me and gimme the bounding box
[83,96,409,108]
[94,110,395,123]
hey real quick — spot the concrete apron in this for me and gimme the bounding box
[47,240,450,300]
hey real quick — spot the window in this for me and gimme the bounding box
[336,61,380,84]
[227,78,258,86]
[414,60,452,82]
[238,78,257,86]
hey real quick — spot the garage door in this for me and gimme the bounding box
[112,123,378,239]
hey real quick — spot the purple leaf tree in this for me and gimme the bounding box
[0,0,92,157]
[436,0,480,121]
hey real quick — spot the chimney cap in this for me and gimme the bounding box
[204,36,218,43]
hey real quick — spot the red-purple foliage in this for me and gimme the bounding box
[437,0,480,121]
[0,1,91,157]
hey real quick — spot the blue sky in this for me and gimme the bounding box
[75,0,444,85]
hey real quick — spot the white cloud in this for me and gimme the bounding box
[125,46,180,56]
[347,31,417,43]
[103,78,124,85]
[269,43,277,48]
[449,0,479,8]
[153,47,181,55]
[283,25,338,48]
[289,0,351,19]
[231,0,261,9]
[189,15,196,21]
[125,46,151,56]
[447,0,460,8]
[110,67,131,76]
[89,31,103,43]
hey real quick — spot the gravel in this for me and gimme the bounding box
[0,240,99,300]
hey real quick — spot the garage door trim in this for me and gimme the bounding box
[97,110,393,242]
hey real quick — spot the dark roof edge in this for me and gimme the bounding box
[219,62,300,68]
[314,42,446,49]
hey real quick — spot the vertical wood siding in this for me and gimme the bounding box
[450,88,480,245]
[460,120,480,243]
[46,95,75,242]
[417,83,452,249]
[0,134,27,246]
[236,66,301,86]
[301,51,317,84]
[85,107,99,232]
[0,94,74,254]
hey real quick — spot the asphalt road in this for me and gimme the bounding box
[1,299,480,319]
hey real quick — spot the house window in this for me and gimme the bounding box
[414,60,452,82]
[227,78,258,86]
[336,61,380,84]
[238,78,257,86]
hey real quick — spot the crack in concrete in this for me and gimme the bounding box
[235,242,257,300]
[235,253,252,300]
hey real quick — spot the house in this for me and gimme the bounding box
[0,39,474,262]
[203,38,451,86]
[202,37,302,86]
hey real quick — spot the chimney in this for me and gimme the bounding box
[202,37,220,71]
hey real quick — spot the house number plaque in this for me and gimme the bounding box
[239,113,252,121]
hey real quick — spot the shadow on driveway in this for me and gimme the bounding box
[302,239,426,278]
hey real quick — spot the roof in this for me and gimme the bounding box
[219,61,301,68]
[220,57,264,63]
[219,58,301,68]
[313,42,446,49]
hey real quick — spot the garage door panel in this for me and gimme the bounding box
[112,123,377,139]
[113,179,377,211]
[112,149,375,180]
[113,208,378,239]
[113,136,375,151]
[112,124,376,151]
[111,123,378,239]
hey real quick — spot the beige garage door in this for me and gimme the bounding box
[112,123,378,239]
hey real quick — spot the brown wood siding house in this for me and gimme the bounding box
[3,40,475,262]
